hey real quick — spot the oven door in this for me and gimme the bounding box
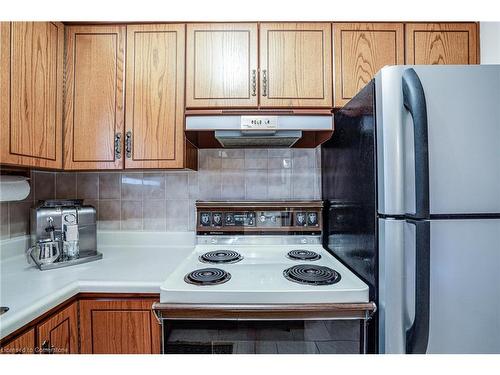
[163,319,364,354]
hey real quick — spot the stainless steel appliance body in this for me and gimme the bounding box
[29,200,102,270]
[322,65,500,354]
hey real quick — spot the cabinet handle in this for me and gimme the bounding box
[41,340,55,354]
[262,69,267,97]
[125,131,132,159]
[114,133,122,160]
[251,70,257,96]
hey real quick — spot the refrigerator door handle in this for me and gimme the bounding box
[405,220,431,354]
[402,68,430,219]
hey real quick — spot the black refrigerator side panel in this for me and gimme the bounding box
[322,80,377,293]
[321,81,378,351]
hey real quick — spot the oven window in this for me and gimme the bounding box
[164,320,362,354]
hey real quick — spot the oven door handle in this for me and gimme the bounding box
[152,304,163,325]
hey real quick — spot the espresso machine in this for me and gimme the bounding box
[27,200,102,270]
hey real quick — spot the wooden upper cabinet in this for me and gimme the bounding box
[37,302,79,354]
[124,24,186,169]
[0,22,63,168]
[333,23,404,107]
[186,23,258,108]
[259,23,332,108]
[79,299,161,354]
[405,23,478,65]
[63,25,125,170]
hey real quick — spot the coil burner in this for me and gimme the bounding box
[283,265,341,286]
[184,268,231,286]
[199,250,243,264]
[287,250,321,261]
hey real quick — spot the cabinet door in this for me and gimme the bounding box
[37,302,79,354]
[0,328,35,354]
[259,23,332,108]
[79,299,161,354]
[64,25,125,170]
[333,23,404,107]
[124,24,186,169]
[405,23,478,65]
[186,23,258,108]
[0,22,63,168]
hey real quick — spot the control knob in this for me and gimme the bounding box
[295,212,306,226]
[212,213,222,226]
[307,212,318,226]
[200,212,211,226]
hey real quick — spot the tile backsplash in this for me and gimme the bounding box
[0,148,321,238]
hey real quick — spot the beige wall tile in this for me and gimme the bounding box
[143,200,167,231]
[9,202,32,237]
[143,173,166,200]
[34,171,55,201]
[245,170,268,199]
[99,173,121,199]
[121,200,143,230]
[166,200,189,231]
[221,170,245,200]
[0,203,9,239]
[121,173,143,200]
[98,200,120,230]
[77,173,99,199]
[56,173,77,199]
[165,173,188,200]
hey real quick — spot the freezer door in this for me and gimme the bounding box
[376,65,500,216]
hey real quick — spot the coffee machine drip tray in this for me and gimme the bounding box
[29,250,103,271]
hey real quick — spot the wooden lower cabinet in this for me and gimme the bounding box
[0,328,35,354]
[1,296,160,355]
[79,298,161,354]
[37,302,79,354]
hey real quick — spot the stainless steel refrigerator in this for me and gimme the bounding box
[321,65,500,354]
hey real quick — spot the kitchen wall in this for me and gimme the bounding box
[0,148,321,238]
[480,22,500,63]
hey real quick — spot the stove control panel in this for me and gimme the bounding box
[196,201,322,233]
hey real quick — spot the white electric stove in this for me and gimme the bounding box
[155,201,375,354]
[160,237,369,304]
[159,201,369,305]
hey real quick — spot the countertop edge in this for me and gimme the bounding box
[0,279,163,341]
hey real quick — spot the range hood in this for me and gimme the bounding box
[185,112,334,149]
[215,130,302,148]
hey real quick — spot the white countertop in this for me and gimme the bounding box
[0,232,195,340]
